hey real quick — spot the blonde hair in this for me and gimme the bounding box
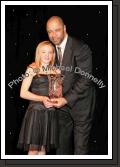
[35,41,55,67]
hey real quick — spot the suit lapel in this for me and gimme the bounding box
[54,36,73,71]
[62,36,72,67]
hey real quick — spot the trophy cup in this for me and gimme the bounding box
[48,74,64,103]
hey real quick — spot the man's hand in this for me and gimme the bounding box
[50,97,68,108]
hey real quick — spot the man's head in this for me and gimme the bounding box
[46,16,67,45]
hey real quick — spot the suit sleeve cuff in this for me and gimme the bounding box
[64,94,78,108]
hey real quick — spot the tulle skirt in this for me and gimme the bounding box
[17,102,59,152]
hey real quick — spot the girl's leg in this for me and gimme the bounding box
[38,145,46,155]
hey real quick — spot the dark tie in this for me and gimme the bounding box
[57,47,62,65]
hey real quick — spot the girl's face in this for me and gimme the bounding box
[39,45,54,66]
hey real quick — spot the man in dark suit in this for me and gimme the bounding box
[46,16,96,155]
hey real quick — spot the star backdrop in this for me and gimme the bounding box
[5,5,108,155]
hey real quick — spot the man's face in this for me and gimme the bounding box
[46,20,66,45]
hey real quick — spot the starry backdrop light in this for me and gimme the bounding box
[5,5,108,155]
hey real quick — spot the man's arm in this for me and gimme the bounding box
[64,43,93,108]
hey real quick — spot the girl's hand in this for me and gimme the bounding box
[42,96,53,108]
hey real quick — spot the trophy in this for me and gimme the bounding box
[48,74,64,103]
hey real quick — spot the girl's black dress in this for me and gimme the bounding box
[17,74,58,152]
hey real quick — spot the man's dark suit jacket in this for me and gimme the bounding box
[55,36,96,120]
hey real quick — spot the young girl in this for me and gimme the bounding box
[17,41,60,155]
